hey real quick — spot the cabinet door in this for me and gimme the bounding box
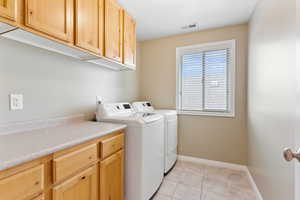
[53,144,98,183]
[53,165,98,200]
[123,11,136,66]
[0,165,44,200]
[25,0,73,42]
[0,0,15,21]
[32,194,44,200]
[105,0,123,63]
[75,0,104,55]
[100,150,124,200]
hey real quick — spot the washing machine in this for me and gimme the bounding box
[96,102,164,200]
[132,101,178,174]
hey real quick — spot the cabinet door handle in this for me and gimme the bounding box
[80,176,86,180]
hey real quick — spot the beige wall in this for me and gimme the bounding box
[248,0,296,199]
[0,38,140,123]
[139,24,248,165]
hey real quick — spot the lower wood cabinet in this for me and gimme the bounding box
[0,0,15,21]
[0,130,125,200]
[32,194,45,200]
[53,143,98,183]
[0,164,44,200]
[53,165,98,200]
[100,150,124,200]
[101,134,124,159]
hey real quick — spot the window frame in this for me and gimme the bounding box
[176,40,236,117]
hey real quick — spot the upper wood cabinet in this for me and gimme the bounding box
[0,0,15,21]
[53,165,98,200]
[75,0,104,55]
[105,0,123,63]
[123,11,136,66]
[24,0,74,42]
[100,150,124,200]
[0,0,137,69]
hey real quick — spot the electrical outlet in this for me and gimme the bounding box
[10,94,23,110]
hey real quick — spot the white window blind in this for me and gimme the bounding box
[181,53,204,110]
[177,40,235,117]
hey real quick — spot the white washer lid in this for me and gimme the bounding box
[97,113,163,126]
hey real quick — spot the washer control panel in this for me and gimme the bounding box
[98,103,134,117]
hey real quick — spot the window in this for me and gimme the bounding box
[176,40,236,117]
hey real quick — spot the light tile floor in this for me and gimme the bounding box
[152,160,257,200]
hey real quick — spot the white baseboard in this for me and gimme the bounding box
[178,155,247,171]
[245,169,264,200]
[177,155,263,200]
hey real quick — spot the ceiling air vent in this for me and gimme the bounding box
[181,23,198,30]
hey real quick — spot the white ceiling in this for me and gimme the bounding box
[118,0,258,41]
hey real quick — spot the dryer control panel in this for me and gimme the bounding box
[132,101,154,113]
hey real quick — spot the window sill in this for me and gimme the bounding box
[177,110,235,118]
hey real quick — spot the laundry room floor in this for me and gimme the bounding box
[153,160,257,200]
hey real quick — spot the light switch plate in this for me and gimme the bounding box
[10,94,23,110]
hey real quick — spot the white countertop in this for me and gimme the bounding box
[0,121,126,171]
